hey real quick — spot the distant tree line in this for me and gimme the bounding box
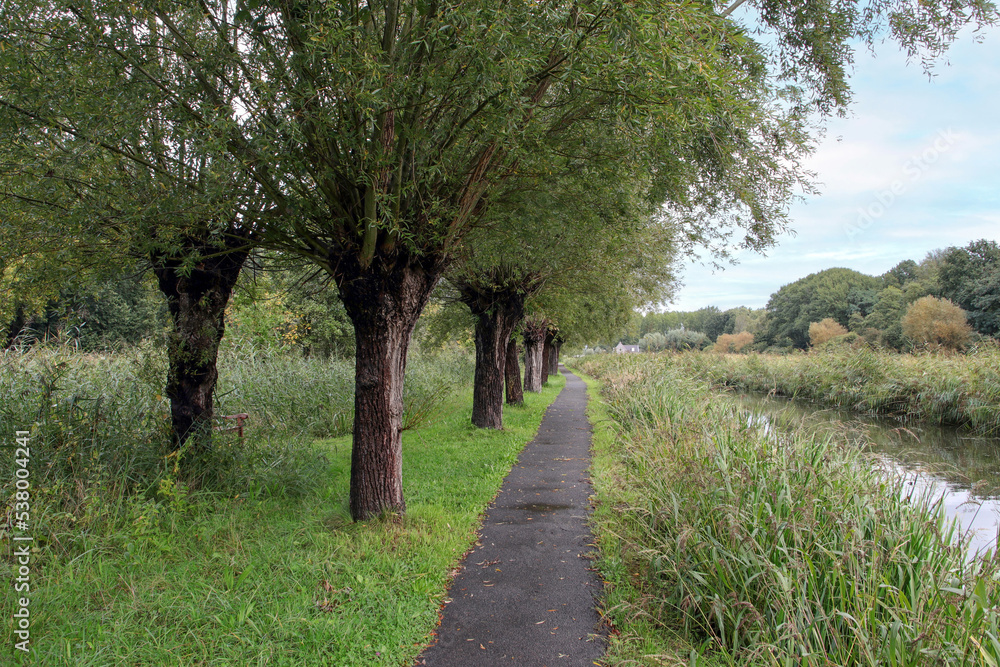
[623,238,999,352]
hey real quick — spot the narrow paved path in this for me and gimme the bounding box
[416,368,604,667]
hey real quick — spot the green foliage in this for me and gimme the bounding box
[939,239,1000,336]
[766,268,882,349]
[640,328,709,352]
[2,267,167,350]
[883,259,920,287]
[574,354,1000,666]
[224,264,355,359]
[638,306,758,345]
[862,285,908,349]
[62,273,167,350]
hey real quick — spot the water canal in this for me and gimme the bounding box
[728,391,1000,559]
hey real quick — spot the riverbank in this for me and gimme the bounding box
[666,347,1000,435]
[572,353,1000,666]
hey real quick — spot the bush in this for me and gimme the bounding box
[815,331,865,351]
[808,317,848,347]
[640,328,708,352]
[714,331,754,353]
[902,295,973,351]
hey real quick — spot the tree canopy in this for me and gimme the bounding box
[4,0,996,517]
[765,268,882,348]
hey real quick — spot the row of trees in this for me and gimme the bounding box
[4,1,993,519]
[625,239,999,352]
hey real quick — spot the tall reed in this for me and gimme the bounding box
[668,346,1000,436]
[577,354,1000,666]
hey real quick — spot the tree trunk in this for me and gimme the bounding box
[153,237,249,466]
[455,281,526,429]
[337,252,442,521]
[548,337,561,374]
[472,307,523,428]
[540,329,554,385]
[522,321,546,393]
[505,336,523,406]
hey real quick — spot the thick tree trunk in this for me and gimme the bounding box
[470,317,504,428]
[505,336,523,406]
[548,335,562,374]
[456,280,526,429]
[337,252,442,521]
[522,321,546,393]
[540,329,554,385]
[469,309,521,428]
[153,238,249,463]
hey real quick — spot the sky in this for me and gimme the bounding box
[668,25,1000,312]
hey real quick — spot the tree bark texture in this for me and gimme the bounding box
[337,251,442,521]
[505,336,524,406]
[548,335,562,374]
[471,306,524,428]
[540,329,554,385]
[153,237,249,462]
[456,280,527,429]
[522,321,547,393]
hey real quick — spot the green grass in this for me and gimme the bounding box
[1,344,565,665]
[571,354,1000,666]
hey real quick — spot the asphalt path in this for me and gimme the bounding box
[416,367,604,667]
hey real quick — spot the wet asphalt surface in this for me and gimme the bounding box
[416,368,604,667]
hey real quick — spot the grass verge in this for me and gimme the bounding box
[572,355,1000,666]
[2,364,564,666]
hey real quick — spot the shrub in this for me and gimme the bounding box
[815,331,865,351]
[638,331,668,352]
[902,295,973,351]
[640,329,707,352]
[714,331,754,353]
[808,317,848,347]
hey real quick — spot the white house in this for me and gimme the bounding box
[614,343,641,354]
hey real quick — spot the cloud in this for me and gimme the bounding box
[669,28,1000,313]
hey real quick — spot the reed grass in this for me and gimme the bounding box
[667,346,1000,436]
[574,354,1000,666]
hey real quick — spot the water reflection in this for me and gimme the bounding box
[728,392,1000,559]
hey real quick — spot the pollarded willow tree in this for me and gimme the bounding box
[0,10,266,471]
[3,0,993,518]
[449,160,679,428]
